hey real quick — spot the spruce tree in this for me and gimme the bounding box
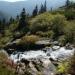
[66,0,70,9]
[16,15,19,22]
[39,4,44,14]
[0,18,6,34]
[0,20,2,33]
[32,5,38,17]
[43,0,47,12]
[39,0,47,14]
[51,7,53,12]
[9,17,14,24]
[17,8,28,33]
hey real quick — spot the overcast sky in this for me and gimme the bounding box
[0,0,75,2]
[0,0,26,2]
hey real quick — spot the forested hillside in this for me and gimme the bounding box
[0,0,75,75]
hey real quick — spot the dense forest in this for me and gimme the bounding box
[0,0,75,75]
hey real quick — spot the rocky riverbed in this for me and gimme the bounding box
[8,46,74,75]
[10,46,75,63]
[0,45,74,75]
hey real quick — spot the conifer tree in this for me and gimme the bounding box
[0,18,6,34]
[66,0,70,9]
[43,0,47,12]
[51,7,53,12]
[16,15,19,22]
[32,5,38,17]
[9,17,14,24]
[17,8,28,33]
[0,20,2,33]
[18,8,26,29]
[39,4,44,14]
[39,0,47,14]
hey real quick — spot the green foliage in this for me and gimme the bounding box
[30,12,54,33]
[0,51,15,75]
[65,0,70,9]
[0,37,11,48]
[51,14,67,39]
[0,19,6,34]
[30,12,67,40]
[9,23,18,32]
[68,53,75,75]
[64,21,75,43]
[64,0,75,20]
[58,35,66,46]
[57,61,69,74]
[17,8,29,33]
[0,51,8,61]
[0,66,15,75]
[18,35,39,49]
[39,0,47,14]
[32,5,38,17]
[36,31,54,38]
[0,29,13,48]
[65,10,75,20]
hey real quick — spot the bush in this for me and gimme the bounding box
[18,35,39,49]
[0,51,15,75]
[30,12,67,40]
[51,14,67,39]
[58,35,66,46]
[36,31,54,38]
[30,12,54,34]
[57,61,69,75]
[0,37,11,48]
[9,23,18,32]
[64,21,75,43]
[68,53,75,75]
[65,10,75,20]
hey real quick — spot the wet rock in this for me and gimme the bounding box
[21,58,30,66]
[52,46,60,51]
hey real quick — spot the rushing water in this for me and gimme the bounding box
[10,47,75,63]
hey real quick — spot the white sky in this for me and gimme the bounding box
[0,0,75,2]
[0,0,26,2]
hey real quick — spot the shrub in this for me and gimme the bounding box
[0,37,11,48]
[58,35,66,46]
[51,14,67,39]
[18,35,39,49]
[30,12,67,40]
[57,61,69,75]
[68,53,75,75]
[0,51,15,75]
[36,31,54,38]
[65,10,75,20]
[64,21,75,43]
[30,12,54,34]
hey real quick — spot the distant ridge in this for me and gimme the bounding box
[0,0,66,18]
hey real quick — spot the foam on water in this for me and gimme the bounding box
[50,47,74,60]
[10,47,75,63]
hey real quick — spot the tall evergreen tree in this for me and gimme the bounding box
[0,18,6,34]
[17,8,28,33]
[39,0,47,14]
[66,0,70,9]
[32,5,38,17]
[51,7,53,12]
[16,15,19,22]
[9,17,14,24]
[43,0,47,12]
[0,20,2,33]
[39,4,44,14]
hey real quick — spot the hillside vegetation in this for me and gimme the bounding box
[0,0,75,75]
